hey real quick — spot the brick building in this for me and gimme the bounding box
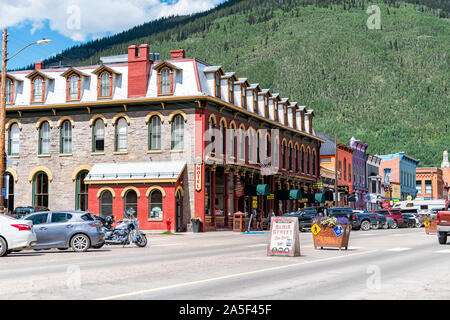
[3,45,323,232]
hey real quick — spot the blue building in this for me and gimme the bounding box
[377,152,420,201]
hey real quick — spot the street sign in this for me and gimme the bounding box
[424,221,430,227]
[252,196,258,209]
[333,225,343,237]
[311,224,321,235]
[267,194,275,200]
[268,217,300,257]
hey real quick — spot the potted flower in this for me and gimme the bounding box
[422,215,437,234]
[191,216,202,233]
[311,216,352,251]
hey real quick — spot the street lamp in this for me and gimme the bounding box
[0,29,52,212]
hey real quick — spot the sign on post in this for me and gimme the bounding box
[268,217,300,257]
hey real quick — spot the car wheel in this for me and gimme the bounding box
[372,223,380,230]
[438,232,447,245]
[361,220,371,231]
[391,220,398,229]
[0,237,8,257]
[415,222,421,228]
[71,234,91,252]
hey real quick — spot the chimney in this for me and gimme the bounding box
[127,44,151,98]
[170,49,185,59]
[35,62,44,70]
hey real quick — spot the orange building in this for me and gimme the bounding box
[416,168,444,200]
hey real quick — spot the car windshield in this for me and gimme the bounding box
[14,208,33,215]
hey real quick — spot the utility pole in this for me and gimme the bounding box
[0,29,8,212]
[334,133,338,207]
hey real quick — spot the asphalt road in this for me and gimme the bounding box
[0,227,449,300]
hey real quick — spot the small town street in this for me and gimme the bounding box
[1,228,449,300]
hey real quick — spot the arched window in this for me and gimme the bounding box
[33,77,43,102]
[124,190,138,218]
[238,128,245,160]
[33,172,49,207]
[5,79,12,104]
[220,122,227,157]
[76,171,89,211]
[148,115,161,150]
[60,120,72,154]
[294,146,298,172]
[208,117,216,155]
[115,117,128,152]
[344,158,347,181]
[288,145,292,171]
[229,124,236,159]
[149,189,163,220]
[266,134,270,160]
[100,190,113,218]
[306,150,310,174]
[312,152,316,176]
[69,75,79,100]
[8,123,20,156]
[281,143,286,169]
[93,118,105,152]
[160,68,171,95]
[171,114,184,150]
[39,121,50,155]
[100,72,111,97]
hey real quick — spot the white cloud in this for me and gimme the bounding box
[0,0,222,42]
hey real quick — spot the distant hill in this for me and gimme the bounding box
[32,0,450,166]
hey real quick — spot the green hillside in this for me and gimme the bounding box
[44,0,450,166]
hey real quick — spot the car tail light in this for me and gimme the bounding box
[11,224,32,231]
[375,214,378,220]
[352,214,357,220]
[437,212,440,224]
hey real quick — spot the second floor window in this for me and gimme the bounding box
[8,123,20,156]
[115,117,128,152]
[39,121,50,155]
[148,116,161,150]
[171,114,184,150]
[93,118,105,152]
[215,73,221,98]
[60,120,72,154]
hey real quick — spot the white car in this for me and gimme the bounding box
[0,214,37,257]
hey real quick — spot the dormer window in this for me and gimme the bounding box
[228,79,234,104]
[69,75,79,100]
[215,72,221,98]
[253,91,258,114]
[33,77,44,102]
[154,61,181,96]
[160,69,171,95]
[61,67,88,101]
[100,72,111,98]
[5,79,12,104]
[241,85,246,108]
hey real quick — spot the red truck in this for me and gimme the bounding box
[370,209,404,229]
[437,200,450,245]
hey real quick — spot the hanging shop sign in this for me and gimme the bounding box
[195,164,202,192]
[252,196,258,209]
[268,217,300,257]
[267,194,275,200]
[235,180,244,198]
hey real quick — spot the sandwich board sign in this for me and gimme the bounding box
[268,217,300,257]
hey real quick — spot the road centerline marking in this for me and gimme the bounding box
[95,249,378,300]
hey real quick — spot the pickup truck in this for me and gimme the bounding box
[437,200,450,245]
[351,210,382,231]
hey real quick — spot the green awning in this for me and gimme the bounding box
[256,184,270,196]
[315,193,325,203]
[245,184,270,196]
[289,189,303,200]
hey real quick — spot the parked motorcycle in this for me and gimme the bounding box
[95,211,147,248]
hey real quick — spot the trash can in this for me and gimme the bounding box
[191,218,201,233]
[233,211,246,232]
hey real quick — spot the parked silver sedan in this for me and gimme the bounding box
[21,211,105,252]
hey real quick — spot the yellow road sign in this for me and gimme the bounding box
[311,224,321,235]
[424,221,430,227]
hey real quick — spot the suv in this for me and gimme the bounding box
[370,209,404,229]
[283,207,327,231]
[13,206,49,219]
[437,200,450,244]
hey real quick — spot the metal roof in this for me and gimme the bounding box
[85,161,186,182]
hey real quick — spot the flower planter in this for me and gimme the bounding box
[425,221,437,234]
[312,224,351,251]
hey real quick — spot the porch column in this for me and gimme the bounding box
[211,165,216,228]
[224,169,229,227]
[234,171,239,213]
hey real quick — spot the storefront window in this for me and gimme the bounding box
[124,190,138,218]
[149,189,163,220]
[100,190,113,218]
